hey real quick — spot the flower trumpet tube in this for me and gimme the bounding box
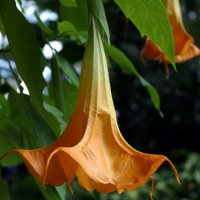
[44,16,179,195]
[141,0,200,76]
[0,15,180,199]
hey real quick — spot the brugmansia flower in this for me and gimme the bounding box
[0,15,180,199]
[141,0,200,77]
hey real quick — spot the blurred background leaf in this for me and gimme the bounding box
[59,0,78,8]
[0,169,11,200]
[0,0,61,135]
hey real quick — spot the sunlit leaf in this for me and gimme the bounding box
[0,0,45,102]
[55,184,67,200]
[16,0,24,13]
[114,0,175,68]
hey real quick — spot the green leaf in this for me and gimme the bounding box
[50,54,68,121]
[61,81,78,122]
[34,12,54,36]
[65,180,95,199]
[24,97,57,146]
[0,0,45,103]
[50,54,79,122]
[35,182,62,200]
[0,16,5,35]
[59,0,78,7]
[0,124,23,167]
[55,184,67,200]
[44,102,67,133]
[0,94,9,115]
[53,54,79,122]
[104,43,161,111]
[58,20,88,44]
[114,0,175,68]
[60,0,88,31]
[0,93,24,166]
[0,90,58,167]
[9,91,57,145]
[0,95,24,166]
[0,0,61,135]
[55,54,79,88]
[58,21,77,35]
[8,91,38,148]
[0,171,11,200]
[16,0,24,13]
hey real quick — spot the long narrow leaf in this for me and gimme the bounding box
[105,43,161,111]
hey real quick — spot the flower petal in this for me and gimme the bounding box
[43,114,180,193]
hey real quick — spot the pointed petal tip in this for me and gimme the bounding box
[67,184,74,194]
[149,176,155,200]
[0,150,13,161]
[116,186,125,194]
[42,182,46,189]
[0,149,25,164]
[165,156,181,185]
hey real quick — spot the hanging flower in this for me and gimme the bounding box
[0,15,180,199]
[141,0,200,77]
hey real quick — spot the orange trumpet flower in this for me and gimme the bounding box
[0,15,180,199]
[141,0,200,77]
